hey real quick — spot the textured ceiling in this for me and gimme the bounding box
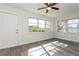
[2,3,79,19]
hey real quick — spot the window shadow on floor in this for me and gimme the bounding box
[28,41,68,56]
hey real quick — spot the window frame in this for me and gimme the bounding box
[57,20,67,32]
[28,17,51,32]
[67,19,79,33]
[28,18,39,32]
[57,18,79,33]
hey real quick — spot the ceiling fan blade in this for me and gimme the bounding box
[44,3,49,7]
[46,10,48,13]
[51,7,59,10]
[49,3,58,6]
[37,7,47,10]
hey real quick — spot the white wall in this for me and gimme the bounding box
[0,4,55,48]
[54,13,79,42]
[1,3,79,49]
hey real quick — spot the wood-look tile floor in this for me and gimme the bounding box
[0,38,79,56]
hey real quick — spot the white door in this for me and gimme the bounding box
[0,12,18,49]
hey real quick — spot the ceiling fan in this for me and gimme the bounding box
[37,3,59,13]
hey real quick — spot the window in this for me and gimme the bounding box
[39,20,46,32]
[57,18,79,33]
[68,19,79,33]
[57,20,67,32]
[29,18,38,32]
[28,18,51,32]
[46,21,51,31]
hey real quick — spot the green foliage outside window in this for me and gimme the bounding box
[29,25,48,32]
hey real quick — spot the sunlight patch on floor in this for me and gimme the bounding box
[52,41,68,48]
[28,41,69,56]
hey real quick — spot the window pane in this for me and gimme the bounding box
[46,25,50,28]
[29,18,38,23]
[46,21,51,26]
[67,19,79,33]
[68,19,79,24]
[28,18,38,32]
[68,23,77,28]
[39,24,45,28]
[39,20,45,25]
[38,20,46,32]
[29,23,37,26]
[46,21,51,31]
[39,20,45,29]
[57,21,67,32]
[68,28,78,33]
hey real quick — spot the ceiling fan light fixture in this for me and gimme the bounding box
[47,7,51,10]
[37,3,59,13]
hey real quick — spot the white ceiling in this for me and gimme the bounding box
[2,3,79,19]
